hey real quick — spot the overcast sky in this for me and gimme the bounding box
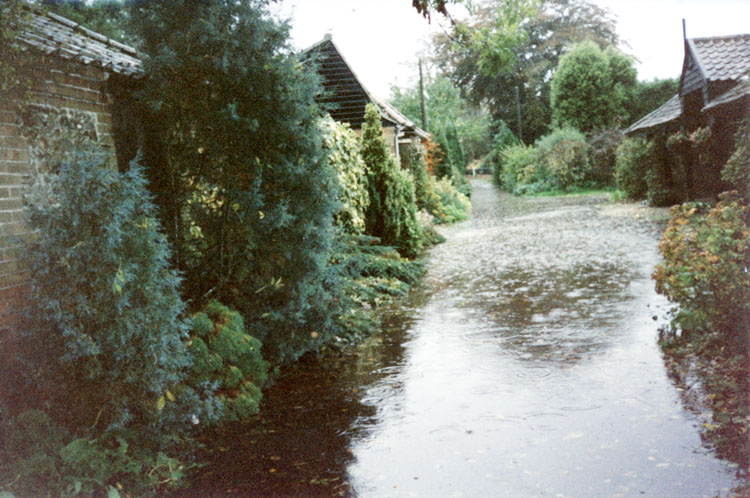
[271,0,750,98]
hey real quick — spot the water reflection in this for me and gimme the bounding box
[176,180,740,497]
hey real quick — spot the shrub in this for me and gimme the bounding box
[653,194,750,345]
[362,104,424,258]
[329,232,425,342]
[588,126,623,186]
[319,116,370,234]
[1,410,187,497]
[132,0,339,366]
[535,127,591,190]
[187,302,268,422]
[500,143,540,193]
[17,151,214,495]
[721,121,750,203]
[432,177,471,223]
[615,136,652,199]
[485,121,519,187]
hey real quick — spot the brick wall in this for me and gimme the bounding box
[0,56,117,327]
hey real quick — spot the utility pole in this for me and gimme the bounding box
[515,85,523,143]
[419,58,427,130]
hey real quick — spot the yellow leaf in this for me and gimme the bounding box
[166,390,175,402]
[156,395,166,411]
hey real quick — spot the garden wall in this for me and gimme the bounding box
[0,56,118,328]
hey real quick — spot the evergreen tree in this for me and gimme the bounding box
[361,104,424,258]
[23,151,215,444]
[130,0,339,364]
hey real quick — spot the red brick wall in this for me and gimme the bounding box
[0,56,117,328]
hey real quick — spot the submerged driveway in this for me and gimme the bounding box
[180,179,740,497]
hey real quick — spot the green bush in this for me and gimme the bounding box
[615,136,652,199]
[535,127,591,190]
[132,0,339,366]
[187,302,268,422]
[404,144,441,215]
[13,151,211,495]
[432,177,471,223]
[588,126,623,186]
[329,232,425,342]
[23,152,211,435]
[319,116,370,234]
[500,143,540,193]
[485,121,519,186]
[362,104,424,258]
[1,410,187,497]
[722,121,750,203]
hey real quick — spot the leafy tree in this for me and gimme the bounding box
[362,104,424,258]
[433,0,619,143]
[390,73,493,161]
[550,41,635,133]
[130,0,339,364]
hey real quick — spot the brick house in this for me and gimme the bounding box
[0,8,141,328]
[303,34,430,163]
[626,28,750,199]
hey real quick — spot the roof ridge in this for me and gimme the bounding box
[24,4,138,57]
[691,33,750,43]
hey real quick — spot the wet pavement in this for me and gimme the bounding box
[178,179,741,497]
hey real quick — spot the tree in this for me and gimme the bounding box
[390,73,494,161]
[550,41,635,132]
[130,0,339,364]
[362,104,424,258]
[433,0,620,143]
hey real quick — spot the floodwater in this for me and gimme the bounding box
[178,179,741,497]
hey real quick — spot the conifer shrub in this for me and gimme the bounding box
[187,301,268,422]
[319,116,369,234]
[131,0,340,365]
[535,127,591,190]
[615,136,652,199]
[362,104,424,258]
[329,232,425,342]
[14,150,218,495]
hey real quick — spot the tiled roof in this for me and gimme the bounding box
[625,94,682,134]
[703,76,750,111]
[16,8,142,77]
[690,34,750,82]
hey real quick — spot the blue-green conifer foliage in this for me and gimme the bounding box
[130,0,339,363]
[23,152,210,440]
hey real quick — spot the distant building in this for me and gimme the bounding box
[302,34,430,162]
[626,28,750,199]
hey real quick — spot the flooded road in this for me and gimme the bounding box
[180,179,741,497]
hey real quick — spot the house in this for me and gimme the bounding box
[0,7,142,325]
[302,34,430,162]
[626,26,750,199]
